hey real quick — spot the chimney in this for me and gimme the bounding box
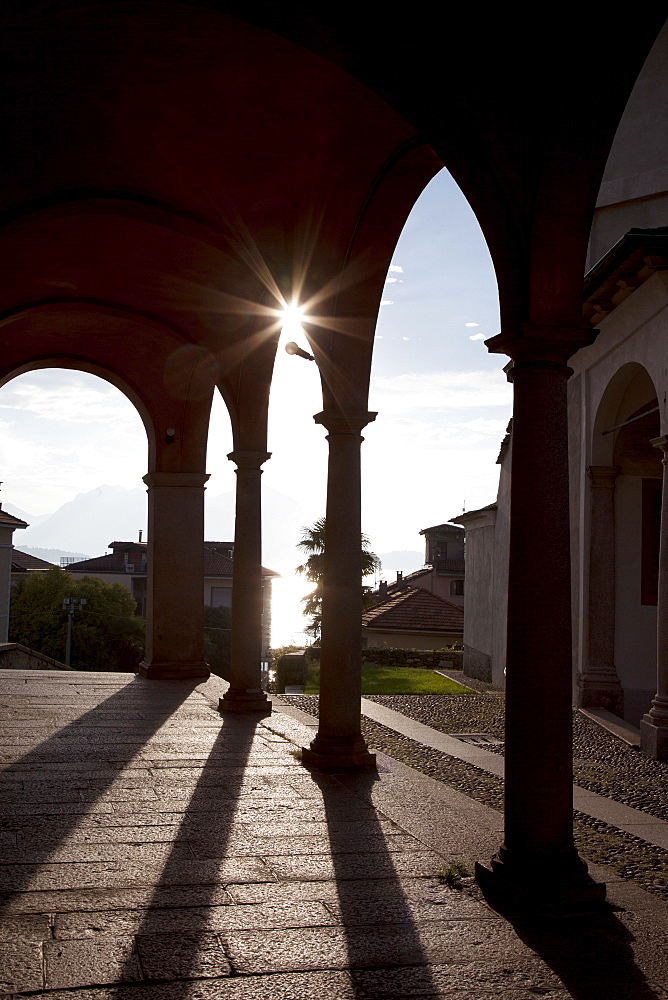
[396,571,403,584]
[379,580,388,598]
[138,529,143,543]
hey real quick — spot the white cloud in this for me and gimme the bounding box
[380,299,394,307]
[465,322,479,327]
[469,332,486,341]
[402,336,410,341]
[369,370,512,414]
[389,264,404,273]
[385,277,399,284]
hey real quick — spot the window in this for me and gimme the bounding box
[211,587,232,608]
[450,579,464,596]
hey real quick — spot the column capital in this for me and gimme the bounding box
[651,435,668,457]
[227,450,271,470]
[313,410,377,434]
[143,472,210,489]
[587,465,621,489]
[487,324,598,367]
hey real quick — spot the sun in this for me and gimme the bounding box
[279,302,305,338]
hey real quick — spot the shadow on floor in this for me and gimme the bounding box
[492,899,664,1000]
[0,676,197,917]
[317,768,439,998]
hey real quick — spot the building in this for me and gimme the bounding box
[0,507,27,642]
[0,3,665,907]
[362,586,463,650]
[375,523,465,607]
[67,541,279,656]
[454,25,668,751]
[10,549,56,581]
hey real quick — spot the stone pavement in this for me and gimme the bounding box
[1,670,668,999]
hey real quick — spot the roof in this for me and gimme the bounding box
[67,540,279,578]
[363,587,464,634]
[0,507,28,529]
[419,523,464,536]
[451,503,497,527]
[11,549,56,572]
[583,227,668,327]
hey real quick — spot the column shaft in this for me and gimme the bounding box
[580,466,623,713]
[476,359,604,907]
[301,410,376,769]
[139,472,210,681]
[641,436,668,759]
[219,451,271,714]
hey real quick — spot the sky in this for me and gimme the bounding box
[0,168,513,643]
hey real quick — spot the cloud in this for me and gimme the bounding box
[402,336,410,341]
[380,299,394,307]
[369,369,512,414]
[389,264,404,273]
[465,322,479,327]
[385,277,400,284]
[469,332,486,341]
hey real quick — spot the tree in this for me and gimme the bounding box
[296,517,381,641]
[9,567,145,671]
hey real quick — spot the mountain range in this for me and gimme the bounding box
[4,485,422,579]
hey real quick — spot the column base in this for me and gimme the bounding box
[219,688,272,715]
[138,661,210,681]
[301,734,376,771]
[579,674,624,717]
[640,717,668,759]
[475,849,606,914]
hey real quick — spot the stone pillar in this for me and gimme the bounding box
[219,451,272,714]
[139,472,210,680]
[580,466,623,714]
[0,512,27,642]
[475,355,605,908]
[301,410,376,769]
[641,436,668,759]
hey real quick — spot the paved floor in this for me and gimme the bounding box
[1,670,668,999]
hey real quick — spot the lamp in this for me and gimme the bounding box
[285,341,314,362]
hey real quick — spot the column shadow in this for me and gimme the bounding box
[109,713,261,993]
[0,675,197,918]
[316,769,439,998]
[484,897,664,1000]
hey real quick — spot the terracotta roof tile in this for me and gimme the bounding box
[0,508,28,528]
[363,587,463,633]
[11,549,57,571]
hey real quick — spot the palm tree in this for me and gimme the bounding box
[296,517,381,640]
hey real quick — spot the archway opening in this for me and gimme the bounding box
[592,363,661,724]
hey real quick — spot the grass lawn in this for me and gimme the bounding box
[304,661,474,695]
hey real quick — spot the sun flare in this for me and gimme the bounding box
[280,302,305,338]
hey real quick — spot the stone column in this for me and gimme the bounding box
[475,354,605,908]
[139,472,210,680]
[301,409,376,769]
[641,436,668,759]
[219,451,272,714]
[580,466,623,714]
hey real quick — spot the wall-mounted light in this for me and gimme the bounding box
[165,427,176,444]
[285,341,314,362]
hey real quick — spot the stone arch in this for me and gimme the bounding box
[584,361,661,722]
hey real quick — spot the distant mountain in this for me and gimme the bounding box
[12,483,306,572]
[19,547,90,566]
[376,550,423,578]
[206,487,306,572]
[19,486,147,555]
[2,502,51,530]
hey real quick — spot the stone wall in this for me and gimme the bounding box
[0,643,70,670]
